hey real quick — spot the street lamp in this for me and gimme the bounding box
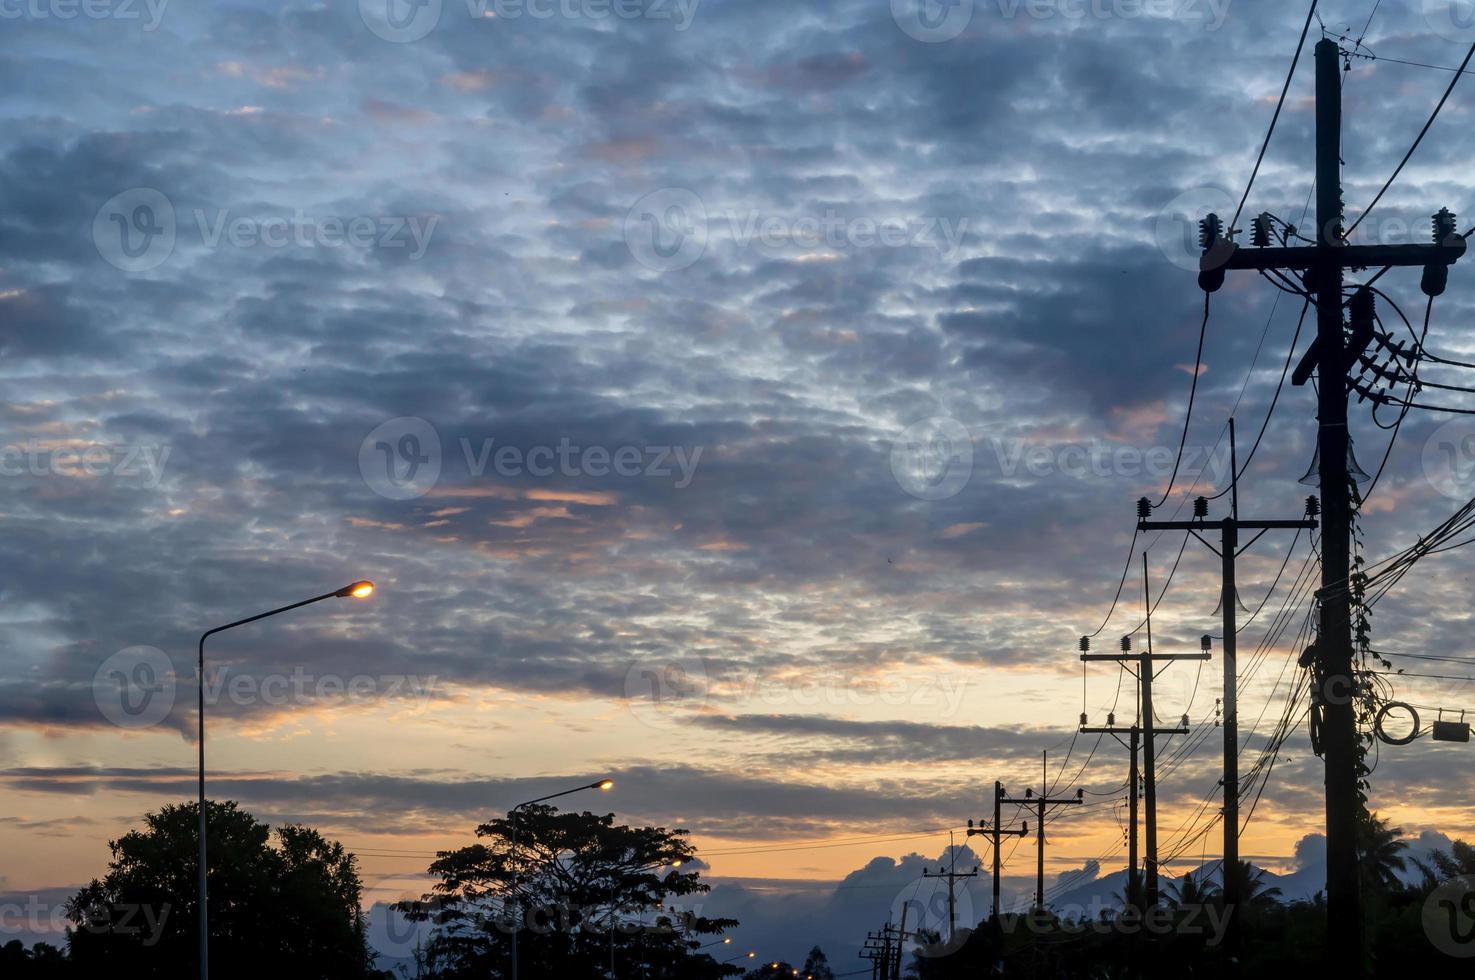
[698,936,733,950]
[196,580,374,980]
[722,951,757,964]
[510,778,614,980]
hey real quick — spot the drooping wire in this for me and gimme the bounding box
[1152,293,1212,508]
[1344,39,1475,238]
[1228,0,1321,236]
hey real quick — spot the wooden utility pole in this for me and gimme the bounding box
[1081,628,1206,907]
[1000,752,1083,910]
[1192,38,1464,973]
[1136,431,1317,941]
[966,781,1030,920]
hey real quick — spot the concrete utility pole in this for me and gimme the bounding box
[1000,752,1083,910]
[1136,429,1318,946]
[966,781,1030,920]
[922,833,978,945]
[1080,627,1207,907]
[1192,38,1465,974]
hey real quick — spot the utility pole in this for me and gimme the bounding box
[922,833,978,944]
[966,781,1030,919]
[1000,752,1083,910]
[862,922,910,980]
[1136,434,1318,941]
[1192,38,1465,973]
[1080,628,1206,907]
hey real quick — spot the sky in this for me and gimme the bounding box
[5,0,1475,968]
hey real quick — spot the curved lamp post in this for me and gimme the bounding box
[196,580,374,980]
[509,778,613,980]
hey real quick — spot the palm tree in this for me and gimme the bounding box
[1168,869,1220,908]
[1222,860,1282,910]
[1415,838,1475,888]
[1356,811,1408,893]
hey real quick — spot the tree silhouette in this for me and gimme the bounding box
[65,800,382,979]
[1357,812,1409,894]
[1222,860,1283,910]
[2,939,71,978]
[402,804,737,978]
[800,945,835,980]
[1167,869,1219,909]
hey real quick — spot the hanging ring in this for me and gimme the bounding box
[1374,701,1420,746]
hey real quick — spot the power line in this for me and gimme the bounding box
[1229,0,1321,235]
[1344,39,1475,238]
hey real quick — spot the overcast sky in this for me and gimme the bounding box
[5,0,1475,968]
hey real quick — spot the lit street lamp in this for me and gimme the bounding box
[195,580,374,980]
[510,778,614,980]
